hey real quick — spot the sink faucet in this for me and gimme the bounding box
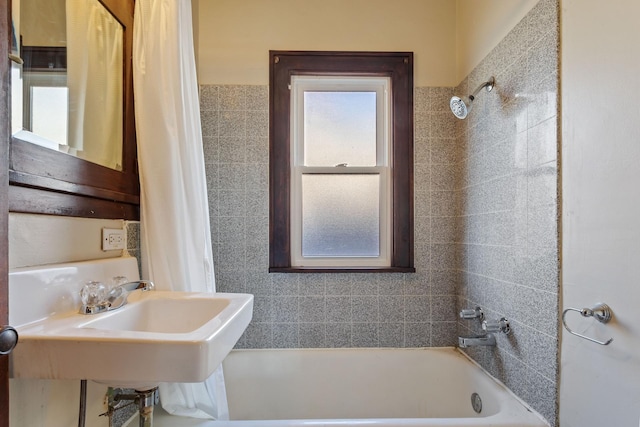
[79,279,154,315]
[112,279,155,294]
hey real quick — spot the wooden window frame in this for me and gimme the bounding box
[269,51,415,273]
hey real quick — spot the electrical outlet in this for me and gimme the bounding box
[102,228,126,251]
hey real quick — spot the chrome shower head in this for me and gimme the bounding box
[450,77,495,120]
[450,96,470,119]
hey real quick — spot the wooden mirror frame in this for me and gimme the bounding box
[8,0,139,220]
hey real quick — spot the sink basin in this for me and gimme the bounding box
[81,293,232,333]
[9,258,253,390]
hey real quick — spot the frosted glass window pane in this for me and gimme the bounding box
[304,92,376,166]
[302,174,379,257]
[31,86,68,146]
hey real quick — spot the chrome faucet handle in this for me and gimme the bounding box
[79,281,110,314]
[460,306,484,320]
[80,281,107,304]
[111,276,129,288]
[79,279,154,315]
[482,317,511,334]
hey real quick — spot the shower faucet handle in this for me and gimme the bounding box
[459,306,484,320]
[482,317,511,335]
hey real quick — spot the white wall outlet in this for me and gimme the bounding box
[102,228,126,251]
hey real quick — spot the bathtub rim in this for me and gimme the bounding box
[220,346,549,426]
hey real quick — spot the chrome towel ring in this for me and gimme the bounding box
[562,303,613,346]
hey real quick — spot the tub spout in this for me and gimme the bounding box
[458,334,496,348]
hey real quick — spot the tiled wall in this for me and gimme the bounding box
[125,220,141,275]
[199,85,460,349]
[198,1,558,423]
[455,0,559,424]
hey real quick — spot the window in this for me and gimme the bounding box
[291,76,390,267]
[269,51,414,272]
[30,85,69,148]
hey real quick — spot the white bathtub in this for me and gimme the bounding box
[154,347,547,427]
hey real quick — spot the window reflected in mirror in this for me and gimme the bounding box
[11,0,124,171]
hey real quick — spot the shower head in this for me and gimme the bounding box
[450,96,471,120]
[450,77,495,120]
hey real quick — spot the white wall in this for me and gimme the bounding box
[9,213,124,268]
[9,213,127,427]
[10,379,110,427]
[560,0,640,425]
[195,0,457,87]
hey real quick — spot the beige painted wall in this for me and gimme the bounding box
[455,0,538,81]
[194,0,539,87]
[195,0,457,87]
[191,0,199,67]
[560,0,640,425]
[20,0,66,47]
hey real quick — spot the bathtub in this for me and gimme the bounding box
[154,347,547,427]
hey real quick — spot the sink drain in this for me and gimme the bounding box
[471,392,482,414]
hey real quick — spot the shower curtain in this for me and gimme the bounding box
[66,0,123,168]
[133,0,228,420]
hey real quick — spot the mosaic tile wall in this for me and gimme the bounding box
[125,220,141,276]
[199,85,460,349]
[455,0,559,424]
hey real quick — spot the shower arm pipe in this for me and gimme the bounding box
[469,77,495,100]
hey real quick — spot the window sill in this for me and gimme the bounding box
[269,267,416,274]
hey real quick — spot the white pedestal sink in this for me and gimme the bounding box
[9,257,253,390]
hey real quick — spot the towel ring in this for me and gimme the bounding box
[562,303,613,346]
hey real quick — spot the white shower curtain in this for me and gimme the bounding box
[133,0,228,420]
[66,0,123,168]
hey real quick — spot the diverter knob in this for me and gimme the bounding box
[482,317,511,335]
[0,326,18,355]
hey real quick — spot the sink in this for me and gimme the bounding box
[81,293,232,333]
[9,258,253,390]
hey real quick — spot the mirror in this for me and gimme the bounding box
[12,0,123,170]
[9,0,139,220]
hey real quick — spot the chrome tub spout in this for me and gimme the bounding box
[458,334,496,348]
